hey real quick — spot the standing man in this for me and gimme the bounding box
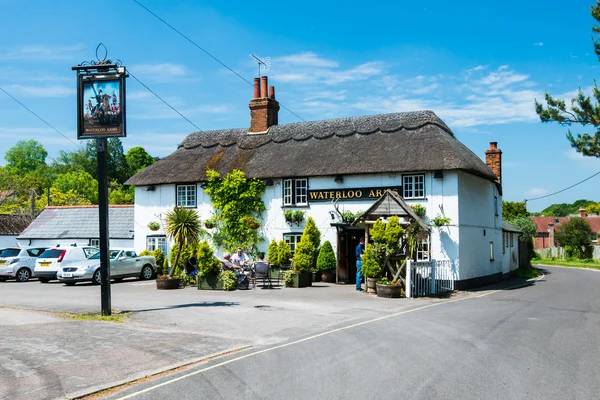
[356,237,365,292]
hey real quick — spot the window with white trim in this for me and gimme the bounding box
[490,242,494,261]
[147,236,168,255]
[284,233,303,254]
[176,184,196,208]
[416,238,429,261]
[283,178,308,206]
[90,239,100,248]
[403,174,425,199]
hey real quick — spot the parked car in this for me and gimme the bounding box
[57,249,157,285]
[34,245,99,283]
[0,247,48,282]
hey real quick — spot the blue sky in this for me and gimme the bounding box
[1,0,599,212]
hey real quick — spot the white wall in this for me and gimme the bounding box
[0,235,19,248]
[501,232,519,273]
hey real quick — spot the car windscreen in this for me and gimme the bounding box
[88,251,119,260]
[0,249,20,258]
[38,249,64,259]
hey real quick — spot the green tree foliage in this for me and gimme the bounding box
[303,217,321,265]
[196,241,221,277]
[204,169,265,252]
[554,218,594,259]
[534,1,600,157]
[369,216,405,261]
[503,201,528,220]
[152,248,166,269]
[277,240,292,267]
[169,242,195,275]
[108,182,134,204]
[267,239,280,267]
[292,235,314,272]
[361,244,382,279]
[48,187,92,206]
[83,138,130,184]
[505,217,537,241]
[541,199,596,217]
[587,203,600,214]
[4,140,48,174]
[164,207,203,277]
[51,148,95,177]
[52,171,98,204]
[126,146,155,174]
[316,241,336,272]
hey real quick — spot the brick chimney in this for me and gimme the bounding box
[249,76,280,134]
[578,207,587,217]
[485,142,502,184]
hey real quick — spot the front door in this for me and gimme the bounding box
[336,229,364,284]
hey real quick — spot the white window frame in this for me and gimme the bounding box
[283,179,293,206]
[284,233,303,254]
[282,178,308,206]
[416,237,429,261]
[147,235,168,255]
[403,174,425,199]
[176,184,197,208]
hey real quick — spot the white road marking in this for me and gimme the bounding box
[116,273,546,400]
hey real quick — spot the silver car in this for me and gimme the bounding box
[0,247,48,282]
[57,249,156,285]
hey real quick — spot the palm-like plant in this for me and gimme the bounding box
[164,207,202,277]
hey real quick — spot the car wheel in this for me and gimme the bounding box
[16,268,31,282]
[92,269,102,285]
[140,265,154,280]
[39,278,50,283]
[64,282,76,286]
[0,277,7,282]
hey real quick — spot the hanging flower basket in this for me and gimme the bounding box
[245,217,260,230]
[148,221,161,231]
[204,221,215,229]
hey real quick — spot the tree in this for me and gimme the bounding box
[292,235,314,273]
[505,217,537,241]
[503,201,528,220]
[267,239,280,267]
[126,146,155,175]
[361,244,382,279]
[164,207,203,277]
[52,171,98,204]
[554,218,594,259]
[303,217,321,266]
[587,202,600,214]
[108,182,134,204]
[4,140,48,174]
[83,138,130,184]
[277,240,292,267]
[316,241,336,272]
[48,187,92,206]
[534,1,600,157]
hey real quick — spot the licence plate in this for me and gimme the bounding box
[39,262,51,267]
[0,261,5,265]
[62,273,73,278]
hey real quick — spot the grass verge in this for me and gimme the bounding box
[514,266,541,279]
[56,310,130,323]
[532,258,600,270]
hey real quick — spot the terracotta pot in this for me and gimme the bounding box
[156,278,181,290]
[376,283,401,298]
[321,271,335,283]
[366,277,378,294]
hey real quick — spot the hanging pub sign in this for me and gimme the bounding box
[308,186,402,202]
[76,72,126,139]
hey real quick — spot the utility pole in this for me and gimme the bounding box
[97,137,111,315]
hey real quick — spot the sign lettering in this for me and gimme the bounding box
[307,186,401,202]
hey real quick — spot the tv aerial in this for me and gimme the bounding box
[250,54,271,78]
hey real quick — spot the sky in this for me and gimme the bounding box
[1,0,600,212]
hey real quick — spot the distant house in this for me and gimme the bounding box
[530,207,600,249]
[0,214,33,248]
[17,205,134,249]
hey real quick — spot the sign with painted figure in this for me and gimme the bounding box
[308,186,402,202]
[77,74,126,139]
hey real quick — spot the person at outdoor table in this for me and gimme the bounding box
[221,252,243,273]
[185,251,199,276]
[231,247,251,267]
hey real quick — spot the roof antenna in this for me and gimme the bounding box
[250,54,270,78]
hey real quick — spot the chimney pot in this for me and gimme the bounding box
[269,85,275,99]
[490,142,498,150]
[249,76,280,133]
[579,207,587,218]
[253,78,260,99]
[261,76,268,98]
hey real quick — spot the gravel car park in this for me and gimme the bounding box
[57,249,156,285]
[34,245,99,283]
[0,247,47,282]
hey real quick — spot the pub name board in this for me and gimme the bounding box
[308,186,402,202]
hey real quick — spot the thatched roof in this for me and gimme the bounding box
[126,110,497,186]
[0,214,33,236]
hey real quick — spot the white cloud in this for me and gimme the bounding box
[526,188,549,197]
[275,52,339,68]
[0,44,84,60]
[565,149,600,167]
[5,84,73,97]
[533,42,544,47]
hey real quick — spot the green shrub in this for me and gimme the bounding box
[411,204,426,218]
[277,240,292,267]
[361,244,382,278]
[267,239,280,267]
[292,235,314,272]
[303,217,321,265]
[152,248,166,268]
[219,270,237,291]
[196,241,221,277]
[139,250,151,256]
[170,242,196,274]
[317,241,336,272]
[284,269,295,287]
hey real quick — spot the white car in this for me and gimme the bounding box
[0,247,48,282]
[57,249,157,285]
[34,246,99,283]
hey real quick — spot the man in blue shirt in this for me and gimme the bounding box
[356,237,365,291]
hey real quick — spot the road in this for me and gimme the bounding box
[104,266,600,400]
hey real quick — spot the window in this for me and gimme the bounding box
[284,233,303,254]
[90,239,100,248]
[176,184,197,207]
[283,178,308,206]
[489,242,494,261]
[147,236,168,255]
[403,174,425,199]
[416,238,429,261]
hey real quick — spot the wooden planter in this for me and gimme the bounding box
[292,272,312,288]
[156,278,181,290]
[198,275,225,290]
[321,271,335,283]
[366,277,378,294]
[312,271,321,283]
[376,283,401,298]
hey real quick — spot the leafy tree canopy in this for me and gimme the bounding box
[4,140,48,174]
[503,201,528,220]
[126,146,155,174]
[505,217,537,240]
[554,218,594,259]
[83,138,130,184]
[52,171,98,204]
[534,1,600,157]
[540,199,597,217]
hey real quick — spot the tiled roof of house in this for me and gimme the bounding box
[0,214,33,236]
[530,216,600,233]
[126,110,497,186]
[502,221,521,233]
[17,205,134,240]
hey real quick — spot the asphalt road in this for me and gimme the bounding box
[103,266,600,400]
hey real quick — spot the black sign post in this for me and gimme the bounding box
[72,44,127,316]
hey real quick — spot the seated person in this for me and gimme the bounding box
[221,252,243,275]
[253,252,270,276]
[185,251,199,276]
[231,247,251,268]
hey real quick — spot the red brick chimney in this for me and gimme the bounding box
[578,207,587,217]
[485,142,502,184]
[249,76,279,133]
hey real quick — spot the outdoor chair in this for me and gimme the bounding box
[252,261,272,289]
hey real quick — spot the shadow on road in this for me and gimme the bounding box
[125,301,240,313]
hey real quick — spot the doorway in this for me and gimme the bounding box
[336,229,364,284]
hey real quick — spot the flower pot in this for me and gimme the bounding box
[312,271,321,283]
[292,272,312,288]
[198,275,225,290]
[204,222,214,229]
[321,271,335,283]
[156,278,181,290]
[366,277,378,294]
[376,283,401,298]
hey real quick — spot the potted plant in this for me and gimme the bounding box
[361,244,382,294]
[411,204,427,218]
[148,221,161,231]
[204,217,216,229]
[317,240,336,282]
[245,216,261,230]
[283,269,295,287]
[196,241,224,290]
[291,235,313,288]
[432,215,451,228]
[292,210,305,226]
[376,277,402,298]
